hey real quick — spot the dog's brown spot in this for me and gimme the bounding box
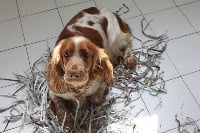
[73,25,103,48]
[83,7,100,14]
[87,21,94,26]
[100,17,108,38]
[67,12,84,26]
[115,14,132,34]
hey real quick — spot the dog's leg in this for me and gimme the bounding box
[50,97,74,131]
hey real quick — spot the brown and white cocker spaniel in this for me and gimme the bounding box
[46,7,137,129]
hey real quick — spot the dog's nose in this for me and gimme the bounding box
[69,71,81,79]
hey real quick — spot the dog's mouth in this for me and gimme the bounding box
[64,70,89,88]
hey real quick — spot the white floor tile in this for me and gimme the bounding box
[142,78,200,132]
[135,0,175,14]
[144,7,195,39]
[159,52,179,81]
[0,47,30,88]
[167,34,200,75]
[0,19,24,51]
[17,0,56,16]
[26,41,49,66]
[55,0,89,7]
[110,88,150,118]
[183,71,200,106]
[0,0,18,22]
[180,1,200,32]
[21,10,63,44]
[94,0,140,19]
[46,37,57,50]
[126,16,156,49]
[108,88,151,132]
[59,1,95,24]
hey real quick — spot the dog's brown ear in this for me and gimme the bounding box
[51,43,63,66]
[92,49,114,86]
[47,43,65,94]
[47,42,64,84]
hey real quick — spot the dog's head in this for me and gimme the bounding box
[51,36,100,88]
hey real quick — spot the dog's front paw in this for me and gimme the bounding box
[124,55,137,70]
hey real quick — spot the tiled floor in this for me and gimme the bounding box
[0,0,200,132]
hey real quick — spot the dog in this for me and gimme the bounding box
[46,7,137,130]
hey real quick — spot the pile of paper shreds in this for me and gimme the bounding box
[0,18,169,133]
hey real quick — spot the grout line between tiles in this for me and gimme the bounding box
[0,122,35,133]
[0,17,19,25]
[91,0,97,7]
[15,0,26,44]
[169,31,199,41]
[140,6,176,18]
[0,83,19,89]
[139,94,151,115]
[163,126,182,133]
[0,44,25,53]
[0,36,57,53]
[53,0,65,27]
[181,77,200,107]
[15,0,32,72]
[178,0,200,7]
[164,69,200,83]
[57,0,93,8]
[179,69,200,78]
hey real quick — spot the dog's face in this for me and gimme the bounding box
[52,36,98,88]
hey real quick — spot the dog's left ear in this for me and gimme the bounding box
[51,43,63,66]
[47,43,65,94]
[92,49,114,86]
[48,42,65,79]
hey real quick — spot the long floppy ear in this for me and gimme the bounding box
[47,43,65,94]
[51,43,63,66]
[92,49,114,86]
[47,42,64,83]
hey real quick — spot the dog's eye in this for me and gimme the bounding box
[82,50,90,59]
[64,51,70,58]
